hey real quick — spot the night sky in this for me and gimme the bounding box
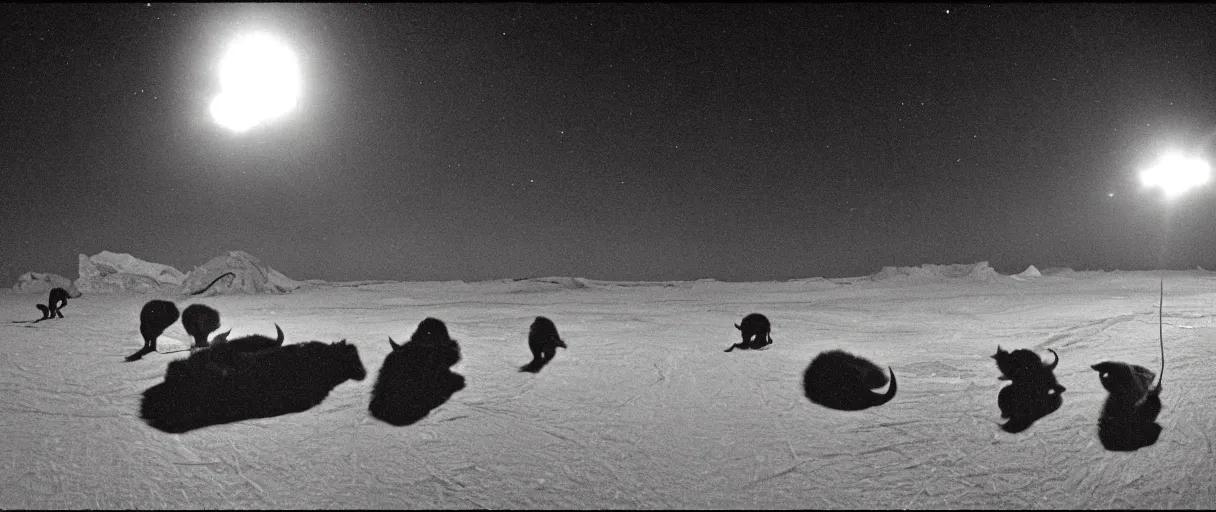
[4,3,1216,284]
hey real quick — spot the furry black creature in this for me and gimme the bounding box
[139,339,366,433]
[13,287,71,324]
[520,316,568,373]
[992,346,1059,381]
[1092,277,1168,451]
[369,318,467,426]
[992,345,1066,433]
[125,300,180,362]
[997,373,1066,433]
[181,304,222,348]
[198,324,286,376]
[725,313,773,352]
[1093,361,1162,451]
[38,287,69,320]
[803,349,897,411]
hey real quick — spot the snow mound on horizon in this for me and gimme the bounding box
[11,272,83,297]
[869,261,1006,282]
[181,251,304,296]
[74,251,184,293]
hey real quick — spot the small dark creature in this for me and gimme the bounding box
[1092,277,1168,451]
[187,271,236,296]
[1093,361,1163,451]
[140,339,366,433]
[13,287,71,324]
[725,313,773,352]
[369,318,466,426]
[803,349,897,411]
[992,346,1059,381]
[37,287,70,320]
[181,304,222,348]
[997,374,1066,433]
[125,300,180,362]
[520,316,568,373]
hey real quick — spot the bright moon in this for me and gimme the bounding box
[1139,153,1212,199]
[209,32,301,133]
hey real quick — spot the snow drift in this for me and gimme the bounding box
[181,251,304,296]
[10,272,82,297]
[2,269,1215,508]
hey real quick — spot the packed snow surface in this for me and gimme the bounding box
[2,271,1214,508]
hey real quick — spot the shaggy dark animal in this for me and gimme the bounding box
[181,304,222,348]
[140,339,366,433]
[992,346,1059,381]
[38,287,69,320]
[13,287,71,324]
[187,271,236,296]
[125,300,180,362]
[369,318,466,426]
[997,375,1066,433]
[725,313,773,352]
[1093,361,1163,451]
[1092,277,1168,451]
[803,349,897,411]
[199,324,286,376]
[520,316,568,373]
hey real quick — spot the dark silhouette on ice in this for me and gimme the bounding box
[181,304,222,348]
[125,299,180,362]
[198,324,286,376]
[1093,361,1162,451]
[997,374,1066,433]
[13,287,71,324]
[725,313,773,352]
[1092,277,1167,451]
[803,349,897,411]
[992,346,1058,381]
[520,316,567,373]
[140,338,366,433]
[369,317,466,426]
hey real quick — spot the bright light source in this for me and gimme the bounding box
[1139,153,1211,199]
[209,32,301,133]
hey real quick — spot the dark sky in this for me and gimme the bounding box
[4,3,1216,284]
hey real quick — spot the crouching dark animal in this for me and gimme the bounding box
[725,313,773,352]
[198,324,286,376]
[520,316,568,373]
[36,287,70,321]
[803,349,897,411]
[125,300,180,362]
[369,317,466,426]
[992,345,1066,433]
[992,346,1059,381]
[997,376,1066,433]
[181,304,222,348]
[139,339,366,433]
[1093,361,1163,451]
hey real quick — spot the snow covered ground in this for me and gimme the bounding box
[2,270,1214,508]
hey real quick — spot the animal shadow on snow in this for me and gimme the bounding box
[992,346,1066,433]
[803,349,897,411]
[369,317,467,426]
[1093,361,1163,451]
[140,339,366,433]
[520,316,568,373]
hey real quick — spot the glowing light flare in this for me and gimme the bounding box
[1139,153,1211,199]
[209,32,301,133]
